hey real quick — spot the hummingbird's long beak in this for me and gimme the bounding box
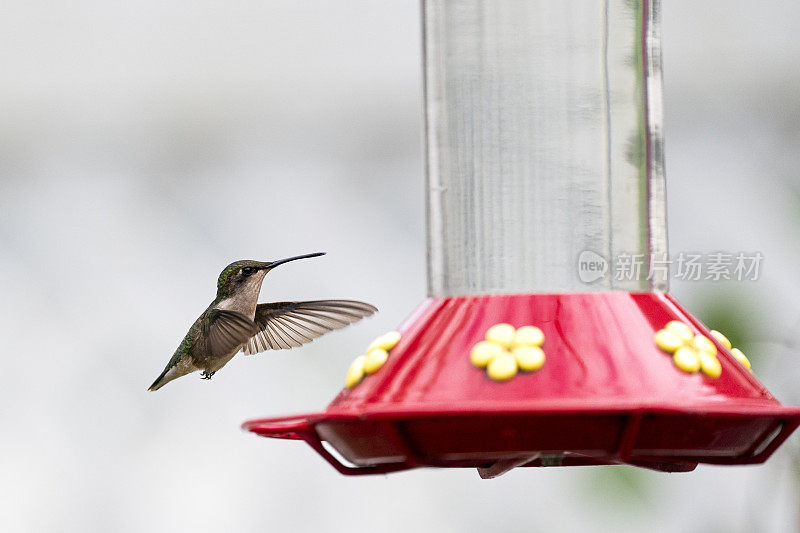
[266,252,326,270]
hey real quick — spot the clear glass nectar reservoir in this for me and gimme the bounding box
[423,0,668,296]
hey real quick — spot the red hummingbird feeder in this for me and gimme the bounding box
[243,0,800,476]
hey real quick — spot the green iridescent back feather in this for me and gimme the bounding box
[163,317,202,371]
[148,316,203,389]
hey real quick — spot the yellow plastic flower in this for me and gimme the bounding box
[654,321,721,378]
[471,323,546,381]
[345,331,402,388]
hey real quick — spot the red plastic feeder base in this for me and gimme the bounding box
[243,292,800,476]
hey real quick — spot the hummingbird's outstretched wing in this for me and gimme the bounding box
[204,309,259,358]
[242,300,377,354]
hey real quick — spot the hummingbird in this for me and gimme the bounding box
[148,252,377,391]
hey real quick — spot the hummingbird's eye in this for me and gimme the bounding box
[241,267,256,276]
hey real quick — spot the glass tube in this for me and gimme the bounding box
[423,0,667,296]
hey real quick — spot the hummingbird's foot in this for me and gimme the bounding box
[200,371,216,380]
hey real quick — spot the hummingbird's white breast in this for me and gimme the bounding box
[214,270,268,319]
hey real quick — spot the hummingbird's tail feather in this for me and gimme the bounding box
[148,362,195,391]
[148,368,171,391]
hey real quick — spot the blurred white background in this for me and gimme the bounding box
[1,1,799,531]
